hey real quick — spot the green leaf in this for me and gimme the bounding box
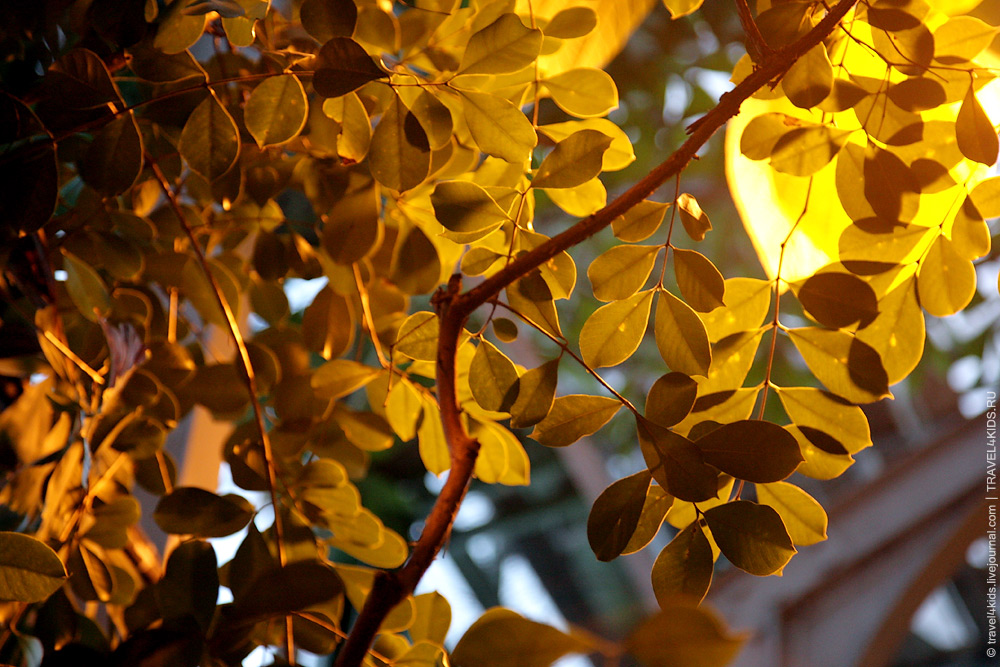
[755,481,828,546]
[370,93,431,192]
[469,339,520,413]
[431,180,508,237]
[314,37,387,98]
[311,359,381,400]
[509,358,559,428]
[580,289,654,368]
[796,272,878,329]
[533,129,613,189]
[452,608,594,667]
[625,600,745,667]
[637,417,719,503]
[917,234,977,317]
[587,470,652,561]
[179,94,240,181]
[0,532,67,603]
[703,501,796,576]
[459,13,542,75]
[673,248,724,313]
[651,521,713,605]
[612,200,669,242]
[245,75,308,147]
[543,68,619,118]
[788,328,890,404]
[645,372,697,428]
[655,291,712,376]
[460,90,537,163]
[81,113,143,195]
[694,420,802,483]
[530,395,620,447]
[62,250,112,322]
[300,0,357,43]
[153,487,254,538]
[676,193,712,242]
[588,245,660,302]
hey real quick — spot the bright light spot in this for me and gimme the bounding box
[466,533,499,568]
[692,68,733,102]
[947,355,981,393]
[453,490,495,531]
[416,553,485,647]
[424,470,447,494]
[54,270,68,281]
[662,75,690,123]
[284,277,329,313]
[910,585,976,651]
[967,536,989,568]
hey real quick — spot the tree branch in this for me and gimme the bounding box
[333,1,859,665]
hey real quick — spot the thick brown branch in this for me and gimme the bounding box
[333,1,859,665]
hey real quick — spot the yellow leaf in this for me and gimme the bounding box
[782,43,833,109]
[543,68,619,118]
[917,234,977,317]
[460,89,537,163]
[580,290,654,368]
[756,481,828,546]
[533,129,613,189]
[787,328,891,404]
[530,395,621,447]
[588,245,660,302]
[654,291,712,376]
[459,13,542,75]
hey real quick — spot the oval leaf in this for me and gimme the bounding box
[154,487,254,538]
[651,521,714,605]
[694,420,803,483]
[703,500,796,576]
[530,395,620,447]
[0,532,67,603]
[587,470,652,562]
[245,75,308,147]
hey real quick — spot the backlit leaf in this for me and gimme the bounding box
[312,359,381,399]
[662,0,705,19]
[154,487,254,538]
[917,234,976,317]
[507,272,562,338]
[623,484,674,555]
[703,501,795,576]
[783,43,833,109]
[612,200,669,242]
[957,83,998,166]
[81,113,143,195]
[970,176,1000,219]
[775,386,872,454]
[699,277,771,343]
[637,417,719,502]
[314,37,387,98]
[0,532,67,603]
[588,245,660,302]
[769,125,851,176]
[533,129,613,189]
[418,394,449,475]
[510,358,559,428]
[460,90,537,163]
[673,248,724,312]
[645,372,697,428]
[395,311,439,361]
[694,420,802,483]
[950,196,990,261]
[460,13,542,75]
[676,193,712,242]
[855,277,925,385]
[370,93,431,192]
[543,68,618,118]
[625,600,745,667]
[179,94,240,181]
[245,75,308,147]
[301,0,357,43]
[452,608,594,667]
[796,272,878,328]
[587,470,651,561]
[788,328,891,403]
[432,180,508,236]
[543,7,598,38]
[755,482,828,546]
[469,339,519,412]
[651,521,713,605]
[530,395,620,447]
[580,289,654,368]
[933,16,998,64]
[386,378,423,442]
[655,291,712,376]
[538,119,635,171]
[62,251,112,322]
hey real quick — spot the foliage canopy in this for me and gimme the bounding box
[0,0,998,666]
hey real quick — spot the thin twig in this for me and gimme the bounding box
[333,2,861,665]
[147,157,294,660]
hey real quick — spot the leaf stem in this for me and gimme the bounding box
[147,157,294,660]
